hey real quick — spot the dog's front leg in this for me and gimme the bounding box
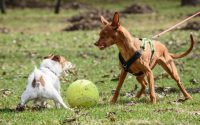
[145,70,156,104]
[111,69,127,104]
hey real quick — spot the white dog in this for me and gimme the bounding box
[16,54,74,111]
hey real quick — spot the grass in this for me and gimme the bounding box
[0,0,200,124]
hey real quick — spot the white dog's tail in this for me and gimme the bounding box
[32,67,45,88]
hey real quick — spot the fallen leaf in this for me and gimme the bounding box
[0,89,12,97]
[192,111,200,116]
[63,117,76,123]
[101,74,110,78]
[177,98,187,103]
[111,74,119,81]
[126,101,137,106]
[189,78,199,84]
[105,112,116,122]
[95,80,105,84]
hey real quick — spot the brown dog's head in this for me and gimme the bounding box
[94,12,121,50]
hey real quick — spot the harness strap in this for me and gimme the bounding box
[119,50,142,75]
[118,38,155,76]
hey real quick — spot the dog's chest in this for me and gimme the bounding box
[129,64,141,73]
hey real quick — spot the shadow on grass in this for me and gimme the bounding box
[0,106,49,113]
[95,97,151,108]
[118,97,150,105]
[0,108,15,113]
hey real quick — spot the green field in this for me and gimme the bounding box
[0,0,200,124]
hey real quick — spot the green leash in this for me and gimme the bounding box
[140,38,155,60]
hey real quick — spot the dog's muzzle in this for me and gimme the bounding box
[94,41,107,50]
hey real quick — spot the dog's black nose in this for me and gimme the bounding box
[94,42,98,46]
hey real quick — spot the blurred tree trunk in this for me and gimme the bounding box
[181,0,200,6]
[0,0,6,14]
[55,0,61,14]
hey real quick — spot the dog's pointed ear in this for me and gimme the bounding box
[101,16,109,25]
[52,55,61,62]
[44,54,54,59]
[111,12,120,30]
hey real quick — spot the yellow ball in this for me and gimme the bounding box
[66,79,99,108]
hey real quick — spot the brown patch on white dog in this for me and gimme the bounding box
[44,54,68,69]
[32,79,36,88]
[32,76,45,88]
[51,55,68,69]
[40,76,45,87]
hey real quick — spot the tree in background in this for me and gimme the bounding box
[0,0,6,14]
[54,0,61,14]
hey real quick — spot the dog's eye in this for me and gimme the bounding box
[100,36,105,39]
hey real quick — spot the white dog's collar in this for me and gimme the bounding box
[41,67,58,76]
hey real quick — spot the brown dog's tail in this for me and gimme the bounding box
[170,34,194,59]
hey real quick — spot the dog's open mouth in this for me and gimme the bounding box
[97,43,107,50]
[94,41,107,50]
[99,45,106,50]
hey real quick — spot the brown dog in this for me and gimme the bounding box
[94,12,194,104]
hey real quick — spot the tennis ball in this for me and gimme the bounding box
[66,79,99,108]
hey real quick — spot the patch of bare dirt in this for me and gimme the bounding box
[121,4,154,14]
[154,108,185,113]
[62,2,89,10]
[155,87,177,94]
[186,87,200,93]
[64,9,125,31]
[63,3,154,31]
[0,27,10,34]
[181,21,200,31]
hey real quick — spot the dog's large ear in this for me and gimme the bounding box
[52,55,61,62]
[111,12,120,30]
[44,54,54,59]
[101,16,109,25]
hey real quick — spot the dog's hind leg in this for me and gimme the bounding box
[51,89,72,110]
[158,56,192,100]
[135,76,147,98]
[54,100,61,108]
[134,58,158,98]
[16,90,34,111]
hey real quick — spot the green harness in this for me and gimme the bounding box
[140,38,155,60]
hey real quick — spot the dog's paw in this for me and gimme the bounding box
[16,104,26,112]
[185,95,192,100]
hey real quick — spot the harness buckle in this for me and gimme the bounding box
[123,64,128,71]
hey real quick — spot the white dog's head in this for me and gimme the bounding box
[42,54,75,75]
